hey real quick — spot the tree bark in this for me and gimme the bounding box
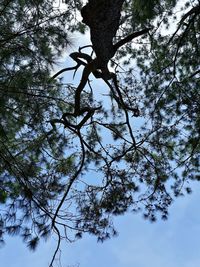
[81,0,125,70]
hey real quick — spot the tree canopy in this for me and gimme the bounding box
[0,0,199,265]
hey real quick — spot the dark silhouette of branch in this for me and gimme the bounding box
[113,28,151,52]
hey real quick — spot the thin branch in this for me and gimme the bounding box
[49,225,61,267]
[51,130,86,228]
[168,4,200,44]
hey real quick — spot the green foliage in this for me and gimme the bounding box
[0,0,199,265]
[0,0,80,251]
[0,190,7,204]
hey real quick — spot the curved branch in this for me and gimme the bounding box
[51,129,86,229]
[49,225,61,267]
[113,28,151,52]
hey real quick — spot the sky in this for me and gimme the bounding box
[1,181,200,267]
[1,2,200,266]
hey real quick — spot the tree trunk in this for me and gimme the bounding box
[81,0,125,70]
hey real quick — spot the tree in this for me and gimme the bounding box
[0,0,199,266]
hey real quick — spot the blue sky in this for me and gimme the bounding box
[1,181,200,267]
[1,15,200,266]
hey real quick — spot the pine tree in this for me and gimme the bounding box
[0,0,199,265]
